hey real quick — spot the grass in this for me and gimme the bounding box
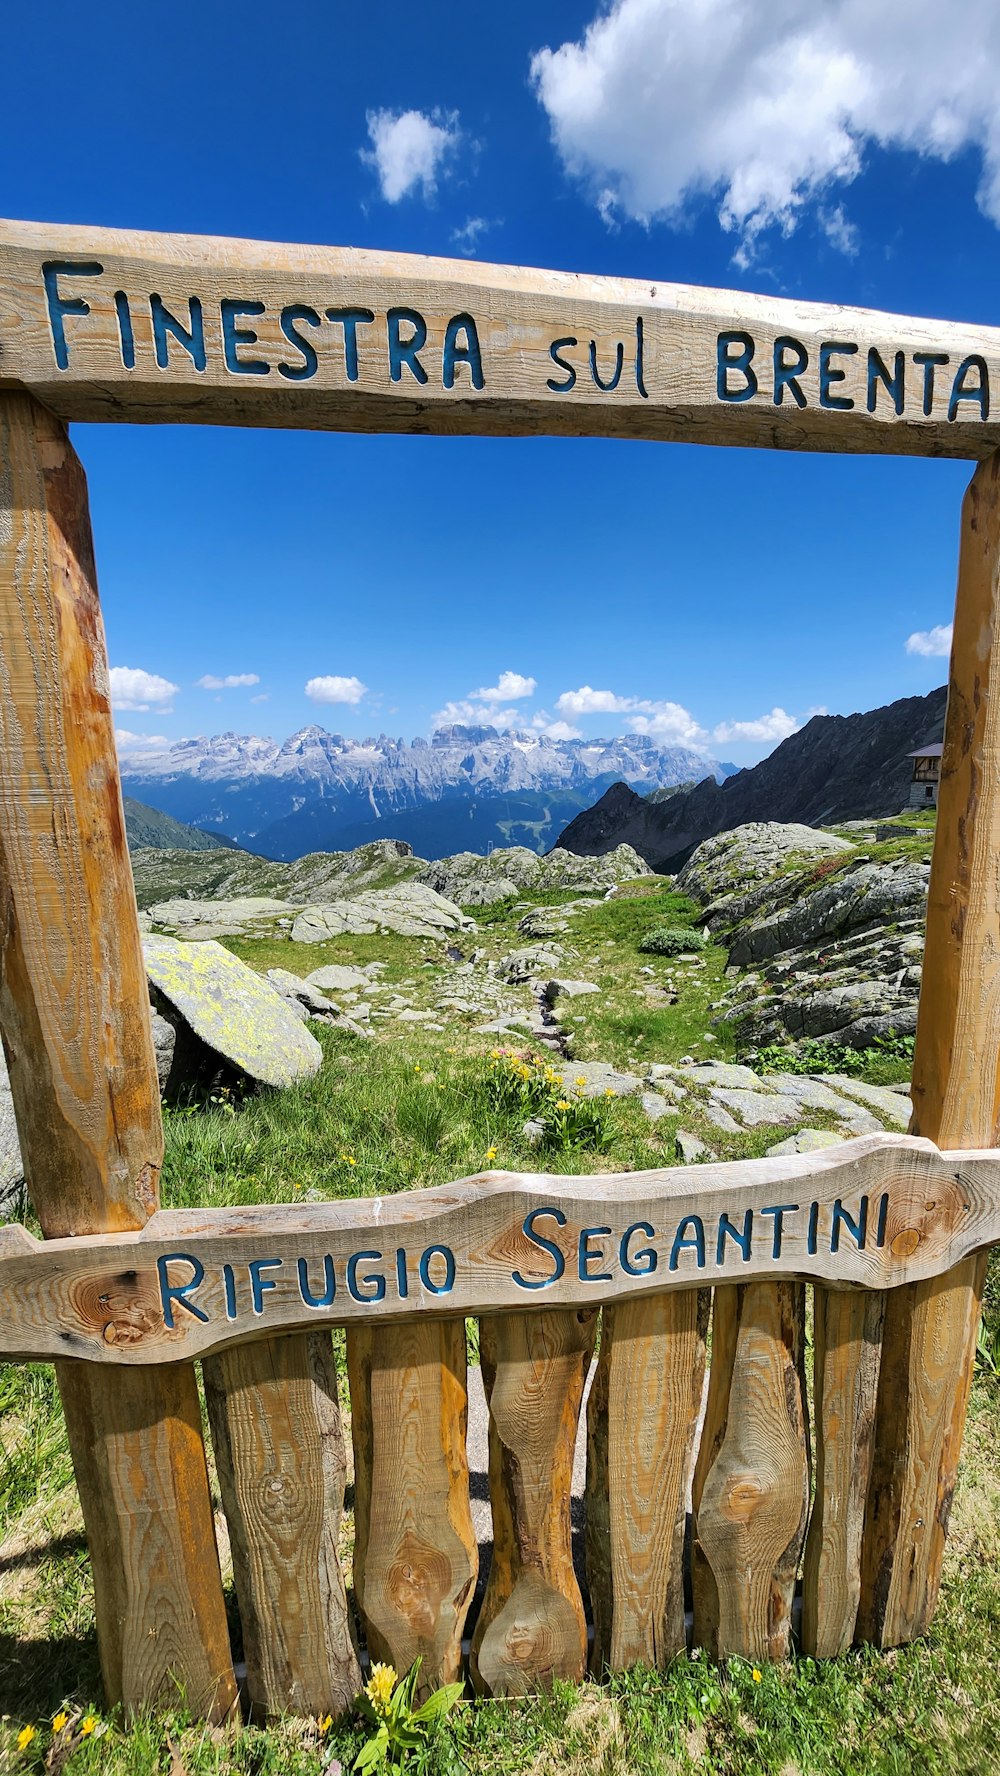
[7,873,996,1773]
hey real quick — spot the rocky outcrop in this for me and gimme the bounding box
[419,843,650,906]
[291,883,473,943]
[677,824,854,904]
[557,686,947,871]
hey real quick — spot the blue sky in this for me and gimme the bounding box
[5,0,1000,765]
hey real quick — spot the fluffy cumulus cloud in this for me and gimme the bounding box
[531,0,1000,261]
[305,674,368,705]
[712,707,804,745]
[555,685,706,744]
[906,623,953,657]
[362,108,461,203]
[196,672,260,690]
[473,671,537,703]
[114,729,170,752]
[432,670,537,732]
[109,666,179,712]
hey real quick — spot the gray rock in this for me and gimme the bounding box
[673,1060,765,1090]
[676,1130,715,1163]
[542,978,600,1001]
[291,883,473,943]
[710,1088,803,1128]
[818,1075,912,1128]
[495,946,563,984]
[703,1102,741,1132]
[679,823,854,907]
[765,1128,848,1156]
[306,964,372,992]
[522,1118,546,1146]
[420,843,651,908]
[640,1091,671,1122]
[143,936,322,1088]
[144,895,294,940]
[552,1061,642,1099]
[149,1007,177,1094]
[266,968,336,1016]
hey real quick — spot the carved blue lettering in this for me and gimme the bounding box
[512,1207,567,1290]
[636,316,648,398]
[875,1192,889,1248]
[396,1248,409,1299]
[546,337,577,392]
[347,1251,385,1302]
[620,1221,657,1278]
[831,1196,868,1254]
[717,330,757,402]
[578,1226,613,1283]
[42,260,103,370]
[279,304,321,382]
[114,291,136,369]
[418,1245,456,1295]
[387,307,429,384]
[760,1204,798,1260]
[151,294,206,372]
[249,1257,282,1313]
[443,313,484,389]
[717,1210,753,1265]
[807,1201,820,1256]
[948,355,989,422]
[914,351,949,416]
[867,347,905,415]
[669,1215,705,1271]
[297,1254,336,1307]
[326,307,375,382]
[589,340,624,392]
[157,1252,208,1329]
[222,1262,237,1320]
[221,299,268,375]
[773,336,808,408]
[818,341,857,411]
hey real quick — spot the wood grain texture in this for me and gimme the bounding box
[0,1135,996,1364]
[3,219,1000,457]
[0,392,235,1720]
[347,1319,476,1693]
[585,1290,708,1671]
[860,449,1000,1648]
[801,1287,885,1656]
[692,1283,809,1662]
[204,1332,360,1719]
[471,1308,596,1696]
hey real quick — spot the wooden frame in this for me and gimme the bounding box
[2,220,1000,1718]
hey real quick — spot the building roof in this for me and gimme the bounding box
[908,742,944,759]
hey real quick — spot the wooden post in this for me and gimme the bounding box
[204,1333,360,1718]
[858,449,1000,1647]
[0,393,236,1719]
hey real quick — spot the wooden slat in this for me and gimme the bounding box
[3,219,1000,459]
[0,1134,997,1364]
[585,1290,707,1671]
[204,1332,359,1718]
[0,392,235,1719]
[691,1283,809,1661]
[801,1288,885,1656]
[347,1320,476,1692]
[859,448,1000,1648]
[471,1308,596,1696]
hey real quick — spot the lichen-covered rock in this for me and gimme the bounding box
[144,936,322,1087]
[291,884,473,943]
[143,895,295,939]
[679,823,854,906]
[306,964,376,992]
[419,843,651,907]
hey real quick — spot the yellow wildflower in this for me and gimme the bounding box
[485,1147,497,1161]
[752,1668,762,1683]
[604,1088,616,1098]
[555,1100,571,1111]
[52,1713,68,1733]
[365,1663,398,1711]
[16,1725,35,1751]
[318,1712,333,1732]
[81,1716,98,1736]
[576,1075,587,1086]
[347,1156,357,1166]
[413,1064,421,1072]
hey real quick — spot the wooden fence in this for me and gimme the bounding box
[1,220,1000,1720]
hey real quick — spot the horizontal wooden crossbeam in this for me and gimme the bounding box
[3,219,1000,455]
[0,1134,997,1365]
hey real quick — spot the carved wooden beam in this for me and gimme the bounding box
[0,1135,998,1365]
[3,220,1000,456]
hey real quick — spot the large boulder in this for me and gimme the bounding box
[291,883,473,943]
[419,842,652,907]
[143,896,295,940]
[679,823,854,907]
[144,937,322,1088]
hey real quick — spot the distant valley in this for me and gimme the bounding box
[120,722,727,861]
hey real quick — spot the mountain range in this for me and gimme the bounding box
[119,723,727,861]
[557,686,947,871]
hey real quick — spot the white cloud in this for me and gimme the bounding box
[109,666,178,712]
[251,693,270,704]
[452,216,493,255]
[362,107,461,203]
[906,623,953,658]
[555,685,706,744]
[531,713,582,740]
[114,729,170,752]
[432,699,522,731]
[474,671,537,703]
[196,672,260,690]
[713,707,803,745]
[305,674,368,706]
[531,0,1000,261]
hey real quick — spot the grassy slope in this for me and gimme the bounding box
[3,864,999,1773]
